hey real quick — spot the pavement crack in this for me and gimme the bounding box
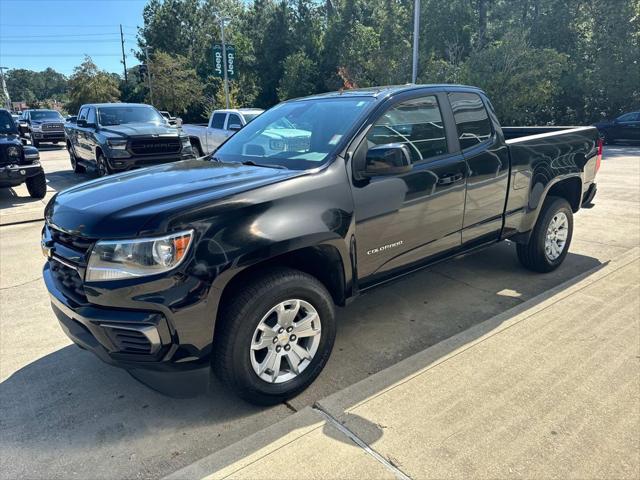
[0,277,42,290]
[313,403,412,480]
[283,401,297,413]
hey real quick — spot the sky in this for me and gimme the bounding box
[0,0,147,76]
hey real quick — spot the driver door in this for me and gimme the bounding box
[351,93,467,285]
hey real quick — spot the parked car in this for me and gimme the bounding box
[183,108,264,156]
[18,109,66,148]
[42,85,601,405]
[64,103,195,176]
[159,111,181,127]
[0,109,46,198]
[594,111,640,144]
[11,113,20,126]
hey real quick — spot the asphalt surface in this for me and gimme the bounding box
[1,144,638,479]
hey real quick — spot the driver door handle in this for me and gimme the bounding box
[438,173,464,185]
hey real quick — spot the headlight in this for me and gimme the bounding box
[107,139,128,150]
[31,124,42,132]
[86,230,194,282]
[7,146,21,158]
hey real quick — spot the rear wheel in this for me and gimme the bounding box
[517,196,573,272]
[212,268,336,405]
[68,143,85,173]
[26,172,47,199]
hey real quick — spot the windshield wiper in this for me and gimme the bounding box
[240,160,287,170]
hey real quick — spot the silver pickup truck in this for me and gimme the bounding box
[183,108,264,156]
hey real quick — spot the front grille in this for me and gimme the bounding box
[130,137,181,156]
[50,259,87,304]
[50,228,94,255]
[42,123,64,131]
[42,132,65,138]
[285,137,310,152]
[107,327,153,355]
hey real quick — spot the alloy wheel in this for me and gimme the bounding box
[250,299,322,384]
[544,212,569,261]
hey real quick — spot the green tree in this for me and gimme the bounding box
[147,51,204,114]
[278,51,317,100]
[66,57,121,114]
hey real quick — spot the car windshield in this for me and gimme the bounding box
[30,110,63,121]
[97,106,165,126]
[0,111,19,134]
[215,97,374,170]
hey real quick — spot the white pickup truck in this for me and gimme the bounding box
[183,108,264,156]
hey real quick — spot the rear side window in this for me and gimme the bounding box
[78,107,88,121]
[449,92,492,150]
[367,95,448,163]
[211,113,226,129]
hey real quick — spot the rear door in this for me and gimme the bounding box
[617,112,640,140]
[352,92,467,284]
[448,92,510,244]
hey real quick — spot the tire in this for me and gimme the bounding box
[68,144,85,173]
[517,196,573,273]
[26,172,47,199]
[96,152,111,177]
[32,139,39,148]
[212,267,336,405]
[603,132,615,145]
[191,139,204,157]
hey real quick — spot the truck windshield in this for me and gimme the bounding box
[31,110,64,121]
[215,97,375,170]
[0,111,18,134]
[97,106,165,126]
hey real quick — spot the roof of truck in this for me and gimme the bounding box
[297,84,484,101]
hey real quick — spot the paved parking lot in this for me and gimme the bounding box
[1,145,639,479]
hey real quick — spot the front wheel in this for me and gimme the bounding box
[26,172,47,199]
[31,139,39,148]
[212,268,336,405]
[96,152,111,177]
[517,196,573,272]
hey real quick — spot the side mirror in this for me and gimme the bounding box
[363,143,413,176]
[228,123,242,132]
[76,119,87,127]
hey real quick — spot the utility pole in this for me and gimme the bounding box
[143,46,154,105]
[120,24,128,83]
[411,0,420,84]
[218,16,231,109]
[0,67,11,111]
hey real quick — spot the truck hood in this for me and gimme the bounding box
[45,159,304,239]
[99,122,180,138]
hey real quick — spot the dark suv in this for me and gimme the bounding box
[64,103,195,176]
[18,109,66,148]
[1,109,46,198]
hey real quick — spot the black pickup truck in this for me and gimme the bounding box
[18,109,66,148]
[1,109,46,198]
[64,103,194,176]
[42,85,600,404]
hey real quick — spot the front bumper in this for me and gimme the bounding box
[32,131,65,142]
[108,152,195,171]
[0,163,43,187]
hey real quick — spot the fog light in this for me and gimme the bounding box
[19,169,26,175]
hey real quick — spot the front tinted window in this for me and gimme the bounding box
[449,92,492,150]
[30,110,63,121]
[97,106,165,126]
[211,113,226,129]
[367,96,447,162]
[0,110,18,134]
[227,113,242,128]
[215,97,374,170]
[86,108,96,125]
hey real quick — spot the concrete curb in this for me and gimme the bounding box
[165,246,639,480]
